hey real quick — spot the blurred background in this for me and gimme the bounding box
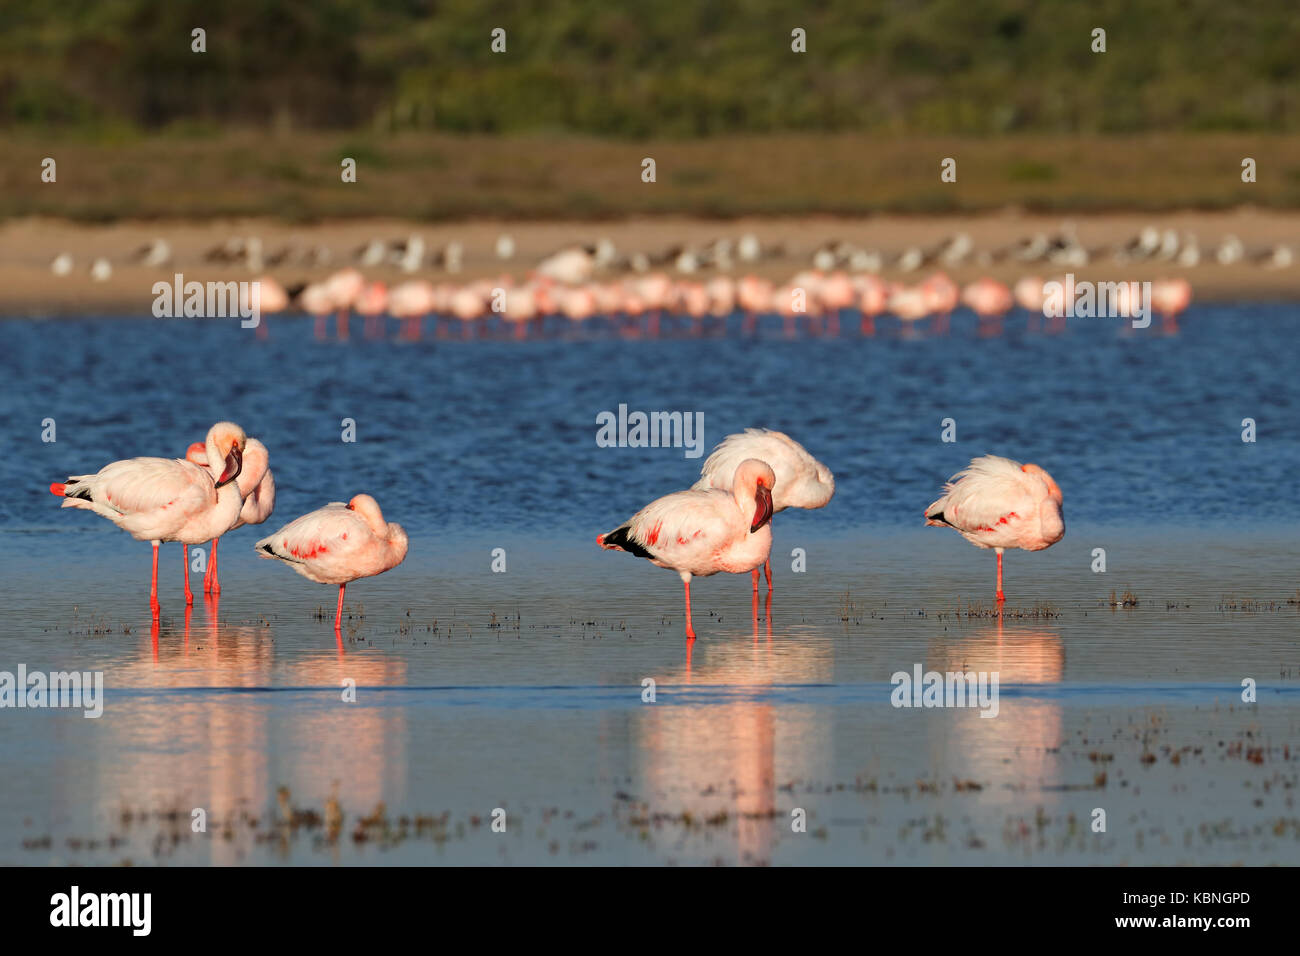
[2,0,1298,219]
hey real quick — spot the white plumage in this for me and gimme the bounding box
[925,454,1065,601]
[600,459,776,640]
[694,428,833,589]
[51,422,248,612]
[256,494,408,634]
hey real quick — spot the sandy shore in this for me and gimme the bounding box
[3,209,1299,315]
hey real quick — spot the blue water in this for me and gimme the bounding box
[3,304,1297,537]
[1,306,1299,865]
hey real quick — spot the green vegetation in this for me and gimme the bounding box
[1,0,1297,137]
[6,131,1298,221]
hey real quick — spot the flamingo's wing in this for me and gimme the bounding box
[625,490,734,558]
[927,456,1037,532]
[695,429,787,490]
[68,457,213,516]
[255,503,366,564]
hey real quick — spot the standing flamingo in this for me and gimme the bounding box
[924,455,1065,603]
[1151,277,1192,330]
[323,267,365,340]
[962,277,1015,321]
[185,438,275,594]
[255,494,408,634]
[388,279,436,341]
[693,429,834,591]
[50,423,248,614]
[355,281,389,339]
[598,459,775,640]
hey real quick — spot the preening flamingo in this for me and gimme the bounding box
[924,455,1065,603]
[1152,277,1192,323]
[962,278,1014,318]
[598,459,776,640]
[255,494,408,634]
[50,422,248,614]
[186,438,275,594]
[693,429,834,590]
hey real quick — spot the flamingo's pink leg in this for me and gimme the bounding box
[150,542,160,617]
[996,551,1005,603]
[183,544,194,606]
[752,568,760,592]
[335,584,346,634]
[336,309,350,341]
[764,558,773,591]
[683,580,696,640]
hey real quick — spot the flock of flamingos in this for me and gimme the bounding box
[49,424,1063,640]
[245,264,1195,340]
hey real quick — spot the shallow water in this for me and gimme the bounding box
[1,307,1298,865]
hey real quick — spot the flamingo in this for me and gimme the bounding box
[1012,276,1045,313]
[185,438,275,594]
[916,272,959,335]
[49,423,248,614]
[388,279,436,341]
[322,268,365,340]
[597,459,776,640]
[856,275,890,336]
[693,429,834,591]
[924,455,1065,603]
[1151,277,1192,327]
[887,284,930,324]
[355,281,388,338]
[299,281,336,340]
[255,494,408,634]
[736,274,773,335]
[962,278,1014,318]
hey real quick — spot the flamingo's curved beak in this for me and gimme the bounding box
[751,483,773,532]
[216,444,243,488]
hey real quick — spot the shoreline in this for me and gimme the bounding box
[3,209,1299,315]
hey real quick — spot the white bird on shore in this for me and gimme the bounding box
[50,423,248,613]
[132,239,172,268]
[90,258,113,282]
[924,455,1065,603]
[255,494,408,634]
[598,459,775,640]
[694,429,833,590]
[186,438,275,594]
[537,246,595,285]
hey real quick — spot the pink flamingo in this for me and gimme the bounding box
[1012,276,1045,313]
[1152,277,1192,331]
[887,284,930,327]
[920,272,959,334]
[819,271,855,336]
[355,281,389,339]
[693,429,834,591]
[962,277,1014,317]
[255,494,408,635]
[185,438,275,594]
[250,276,289,340]
[598,459,775,640]
[450,284,488,338]
[737,274,773,335]
[300,281,335,340]
[50,422,248,614]
[323,268,365,340]
[388,279,436,341]
[502,282,539,339]
[924,455,1065,603]
[856,275,889,336]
